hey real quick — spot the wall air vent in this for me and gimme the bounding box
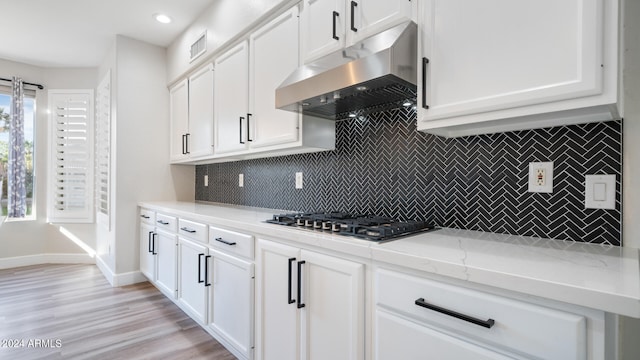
[190,31,207,63]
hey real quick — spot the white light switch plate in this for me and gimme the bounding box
[585,174,616,209]
[528,162,554,193]
[239,174,244,187]
[295,172,303,189]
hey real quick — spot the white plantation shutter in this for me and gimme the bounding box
[48,90,94,223]
[95,72,111,229]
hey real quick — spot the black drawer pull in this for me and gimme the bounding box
[415,298,495,329]
[215,237,236,246]
[332,11,339,40]
[140,215,150,219]
[350,1,358,32]
[198,253,205,284]
[204,255,212,287]
[157,220,170,225]
[288,258,296,305]
[422,57,429,109]
[180,227,196,233]
[151,233,157,255]
[297,260,306,309]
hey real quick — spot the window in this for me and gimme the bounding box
[0,92,36,218]
[47,90,94,223]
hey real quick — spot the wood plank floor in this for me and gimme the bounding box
[0,264,237,360]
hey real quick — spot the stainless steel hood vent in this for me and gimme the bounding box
[276,22,417,120]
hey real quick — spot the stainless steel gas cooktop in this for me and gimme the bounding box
[266,212,435,242]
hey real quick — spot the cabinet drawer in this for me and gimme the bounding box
[208,226,254,260]
[139,208,155,225]
[155,213,177,233]
[178,219,208,243]
[375,268,586,360]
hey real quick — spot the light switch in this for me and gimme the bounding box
[585,175,616,210]
[593,183,606,201]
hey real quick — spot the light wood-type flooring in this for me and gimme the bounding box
[0,263,237,360]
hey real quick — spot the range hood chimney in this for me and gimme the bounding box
[276,22,417,120]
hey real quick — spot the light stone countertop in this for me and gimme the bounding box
[139,201,640,318]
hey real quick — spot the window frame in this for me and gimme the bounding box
[0,87,37,221]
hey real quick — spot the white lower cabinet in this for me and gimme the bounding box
[375,309,511,360]
[178,237,209,324]
[374,267,600,360]
[256,238,365,360]
[139,216,178,299]
[207,248,254,359]
[155,230,178,298]
[139,222,155,280]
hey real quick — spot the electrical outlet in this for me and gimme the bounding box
[528,162,553,193]
[295,172,303,189]
[239,174,244,187]
[536,168,545,186]
[204,175,208,187]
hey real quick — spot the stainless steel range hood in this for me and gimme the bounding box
[276,22,417,120]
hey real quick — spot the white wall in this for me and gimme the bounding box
[0,58,97,266]
[166,0,290,83]
[95,35,194,282]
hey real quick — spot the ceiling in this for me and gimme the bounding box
[0,0,215,68]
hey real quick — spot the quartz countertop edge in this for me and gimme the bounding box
[139,201,640,318]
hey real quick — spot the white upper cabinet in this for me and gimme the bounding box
[417,0,620,137]
[301,0,414,63]
[214,41,250,155]
[188,64,215,158]
[211,6,335,161]
[249,7,300,149]
[169,79,189,162]
[169,64,215,163]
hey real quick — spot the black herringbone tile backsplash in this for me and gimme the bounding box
[196,109,622,245]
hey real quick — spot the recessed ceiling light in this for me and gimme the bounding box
[154,13,172,24]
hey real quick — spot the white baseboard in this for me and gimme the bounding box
[95,255,147,287]
[0,253,95,270]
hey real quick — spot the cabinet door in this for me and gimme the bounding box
[249,7,300,149]
[348,0,413,44]
[169,79,189,162]
[375,309,512,360]
[208,249,254,359]
[155,230,177,298]
[214,41,249,155]
[188,64,214,159]
[300,0,346,63]
[256,239,300,360]
[418,0,604,124]
[178,238,209,323]
[300,249,364,360]
[139,223,155,280]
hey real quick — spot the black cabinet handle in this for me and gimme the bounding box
[185,133,190,154]
[239,116,245,144]
[297,260,306,309]
[288,258,296,305]
[148,231,154,253]
[151,233,157,255]
[414,298,495,329]
[182,134,186,154]
[204,255,212,287]
[215,237,236,246]
[247,113,253,142]
[198,253,204,284]
[180,227,196,233]
[157,220,169,225]
[332,11,340,40]
[350,2,358,32]
[422,57,430,109]
[140,214,150,219]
